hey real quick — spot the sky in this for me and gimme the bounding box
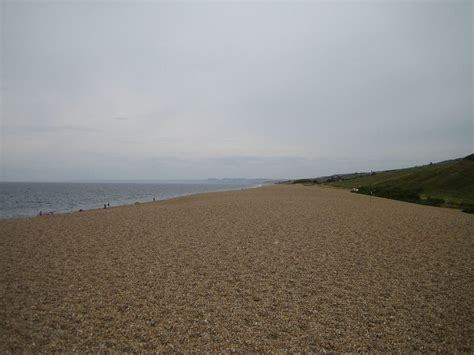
[1,0,472,181]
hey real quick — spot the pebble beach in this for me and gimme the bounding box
[1,184,472,351]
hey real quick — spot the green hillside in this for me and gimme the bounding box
[290,154,474,210]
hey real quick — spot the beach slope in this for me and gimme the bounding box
[1,185,472,351]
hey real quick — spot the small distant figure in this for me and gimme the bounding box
[79,209,83,212]
[153,197,156,202]
[39,211,54,216]
[107,202,110,208]
[104,204,107,209]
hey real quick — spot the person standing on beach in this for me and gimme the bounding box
[104,204,107,209]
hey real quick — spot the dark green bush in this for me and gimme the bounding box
[422,197,445,207]
[461,202,474,214]
[292,179,319,184]
[356,185,422,203]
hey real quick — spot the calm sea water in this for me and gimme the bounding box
[0,182,256,219]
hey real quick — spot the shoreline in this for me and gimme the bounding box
[0,183,267,221]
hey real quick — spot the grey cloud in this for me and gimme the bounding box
[1,1,471,181]
[4,124,99,134]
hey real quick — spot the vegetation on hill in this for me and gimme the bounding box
[289,154,474,211]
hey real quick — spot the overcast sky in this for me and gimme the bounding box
[1,1,472,181]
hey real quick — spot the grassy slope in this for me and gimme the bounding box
[328,156,474,205]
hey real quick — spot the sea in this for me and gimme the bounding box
[0,181,259,219]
